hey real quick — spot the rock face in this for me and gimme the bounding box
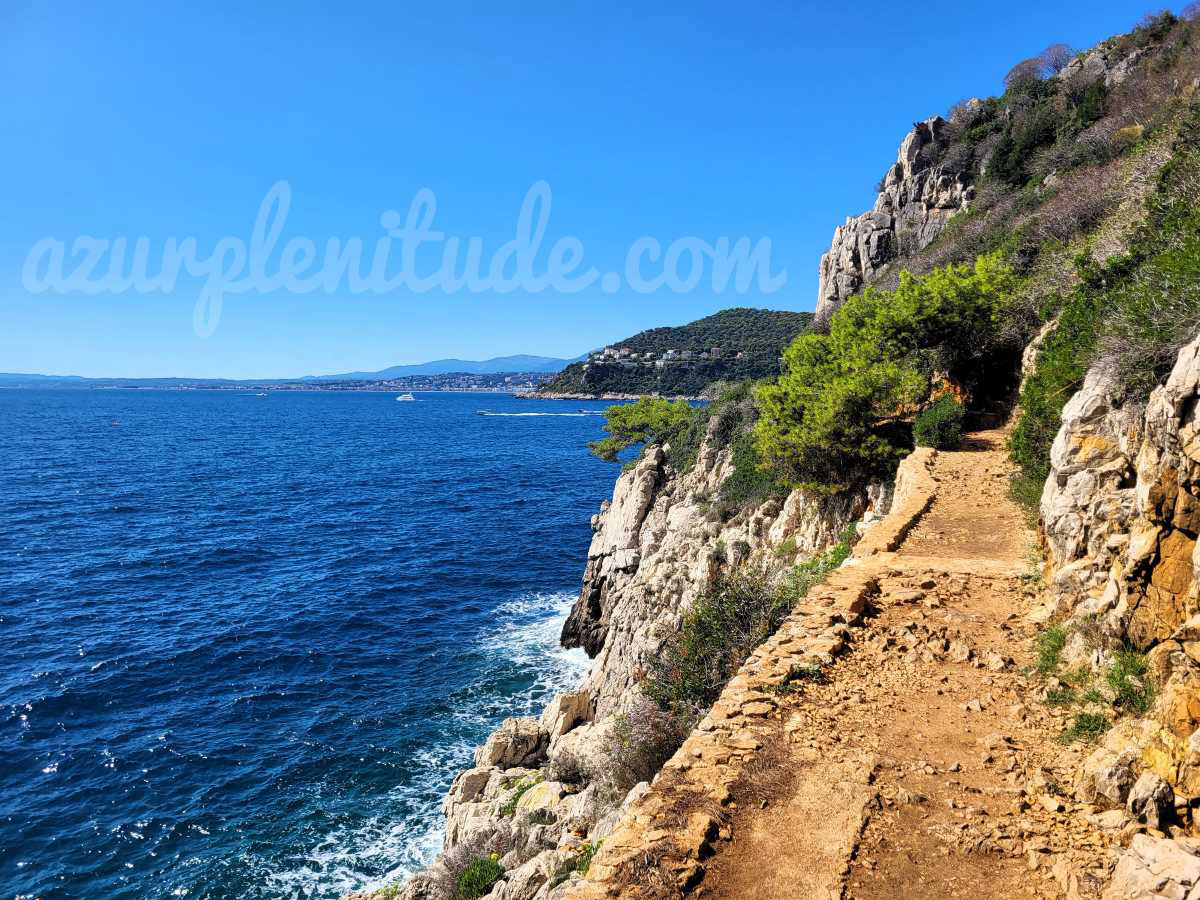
[1040,332,1200,892]
[362,429,887,899]
[1041,334,1200,670]
[815,116,974,325]
[1040,367,1142,618]
[1057,43,1148,88]
[562,425,872,718]
[1103,834,1200,900]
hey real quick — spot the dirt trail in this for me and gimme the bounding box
[697,431,1100,899]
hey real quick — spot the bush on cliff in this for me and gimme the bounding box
[644,567,789,713]
[1009,127,1200,500]
[754,252,1019,489]
[704,381,790,519]
[587,396,700,466]
[607,697,694,792]
[913,394,965,449]
[456,856,503,900]
[636,530,857,763]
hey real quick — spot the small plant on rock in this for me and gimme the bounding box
[774,662,828,694]
[1044,685,1076,706]
[575,840,601,875]
[785,526,857,601]
[1059,711,1108,744]
[499,774,541,817]
[1036,625,1068,674]
[457,856,504,900]
[1107,649,1154,714]
[773,535,799,559]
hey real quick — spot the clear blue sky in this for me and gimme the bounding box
[0,0,1167,378]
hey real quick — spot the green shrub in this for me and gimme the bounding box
[1009,282,1105,491]
[785,525,856,600]
[588,397,699,465]
[773,535,798,559]
[457,856,503,900]
[574,841,601,875]
[1045,685,1077,706]
[1107,649,1154,714]
[1010,128,1200,491]
[716,432,789,510]
[755,252,1018,489]
[913,394,965,449]
[1099,144,1200,396]
[643,568,789,712]
[1059,711,1109,743]
[1036,625,1068,674]
[990,104,1063,186]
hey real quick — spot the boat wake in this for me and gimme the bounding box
[476,411,605,417]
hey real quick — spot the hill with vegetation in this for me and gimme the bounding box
[536,308,812,396]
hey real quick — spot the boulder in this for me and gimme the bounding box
[1128,771,1174,829]
[1103,834,1200,900]
[476,718,549,769]
[447,767,494,805]
[540,690,590,741]
[547,718,615,782]
[492,849,563,900]
[515,780,566,814]
[1077,746,1137,807]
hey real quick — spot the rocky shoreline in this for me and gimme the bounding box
[351,419,888,900]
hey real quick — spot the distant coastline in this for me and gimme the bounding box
[0,372,555,393]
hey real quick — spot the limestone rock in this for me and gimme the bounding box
[1103,834,1200,899]
[815,117,974,323]
[515,780,566,814]
[476,718,549,769]
[1039,331,1200,801]
[541,691,590,741]
[560,430,869,717]
[448,767,495,805]
[1128,771,1174,829]
[493,850,564,900]
[1077,746,1137,808]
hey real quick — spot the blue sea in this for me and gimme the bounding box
[0,389,617,899]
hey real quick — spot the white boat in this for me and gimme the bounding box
[396,393,416,401]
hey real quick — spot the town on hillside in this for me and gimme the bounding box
[583,344,746,369]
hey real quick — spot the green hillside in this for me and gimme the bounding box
[539,308,813,396]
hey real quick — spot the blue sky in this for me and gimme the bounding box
[0,0,1169,378]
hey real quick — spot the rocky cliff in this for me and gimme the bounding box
[357,426,886,900]
[1039,332,1200,896]
[815,115,974,325]
[560,425,875,718]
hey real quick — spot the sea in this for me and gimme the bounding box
[0,389,619,899]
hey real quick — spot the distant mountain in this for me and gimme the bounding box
[539,308,813,397]
[0,354,583,388]
[0,373,89,383]
[299,354,580,381]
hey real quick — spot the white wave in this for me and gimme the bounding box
[476,411,605,417]
[264,590,589,898]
